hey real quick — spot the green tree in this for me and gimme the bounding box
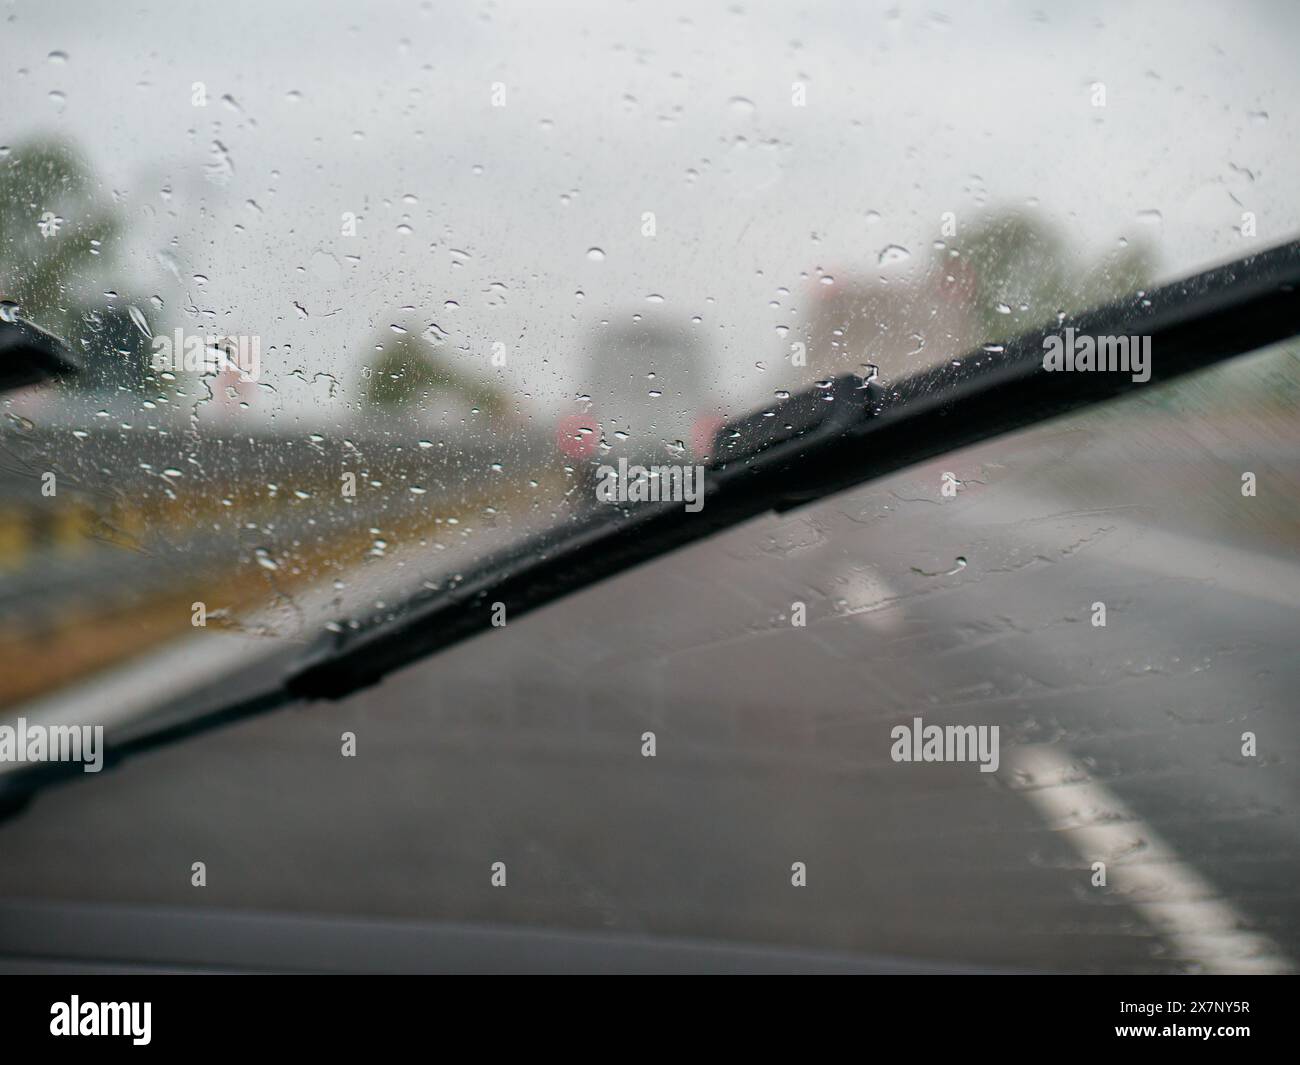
[362,329,511,417]
[954,209,1155,344]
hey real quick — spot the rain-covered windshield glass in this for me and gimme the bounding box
[3,1,1297,703]
[0,1,1299,977]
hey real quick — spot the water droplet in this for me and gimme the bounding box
[128,305,152,338]
[877,244,910,266]
[586,247,606,262]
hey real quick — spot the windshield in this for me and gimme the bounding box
[3,1,1298,694]
[0,0,1298,975]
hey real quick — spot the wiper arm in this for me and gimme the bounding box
[3,239,1298,819]
[0,316,79,394]
[287,237,1300,698]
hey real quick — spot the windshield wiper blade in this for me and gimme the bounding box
[287,238,1300,699]
[3,238,1298,819]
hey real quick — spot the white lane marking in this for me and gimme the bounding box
[1009,744,1293,974]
